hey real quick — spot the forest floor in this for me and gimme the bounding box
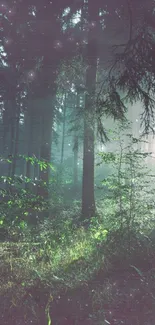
[0,223,155,325]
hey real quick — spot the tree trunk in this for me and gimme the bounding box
[38,97,53,199]
[25,109,34,191]
[61,93,67,164]
[73,135,79,187]
[73,92,80,191]
[7,100,16,179]
[11,103,20,178]
[82,0,98,220]
[2,100,9,154]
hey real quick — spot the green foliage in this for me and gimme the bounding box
[89,217,108,242]
[1,130,155,325]
[20,154,55,172]
[0,155,55,239]
[98,152,116,163]
[98,124,155,235]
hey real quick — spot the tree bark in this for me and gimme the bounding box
[82,0,98,220]
[61,93,67,164]
[73,92,80,191]
[11,103,20,178]
[73,135,79,187]
[7,100,16,179]
[25,107,34,190]
[38,97,54,199]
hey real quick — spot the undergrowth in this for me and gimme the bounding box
[1,129,155,324]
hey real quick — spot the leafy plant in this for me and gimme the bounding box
[0,155,55,240]
[98,124,155,239]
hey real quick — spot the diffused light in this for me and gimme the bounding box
[27,70,36,81]
[7,7,16,17]
[54,40,63,49]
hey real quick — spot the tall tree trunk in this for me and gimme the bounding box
[32,104,42,181]
[7,120,15,179]
[11,103,20,178]
[25,108,34,190]
[2,100,9,154]
[7,99,16,179]
[38,97,53,199]
[82,0,98,220]
[73,92,80,190]
[73,135,79,187]
[61,93,67,164]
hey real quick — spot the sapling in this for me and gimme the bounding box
[98,122,155,251]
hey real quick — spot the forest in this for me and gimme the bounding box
[1,0,155,324]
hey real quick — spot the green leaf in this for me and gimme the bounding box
[94,231,101,239]
[102,229,108,236]
[21,282,26,286]
[19,221,27,229]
